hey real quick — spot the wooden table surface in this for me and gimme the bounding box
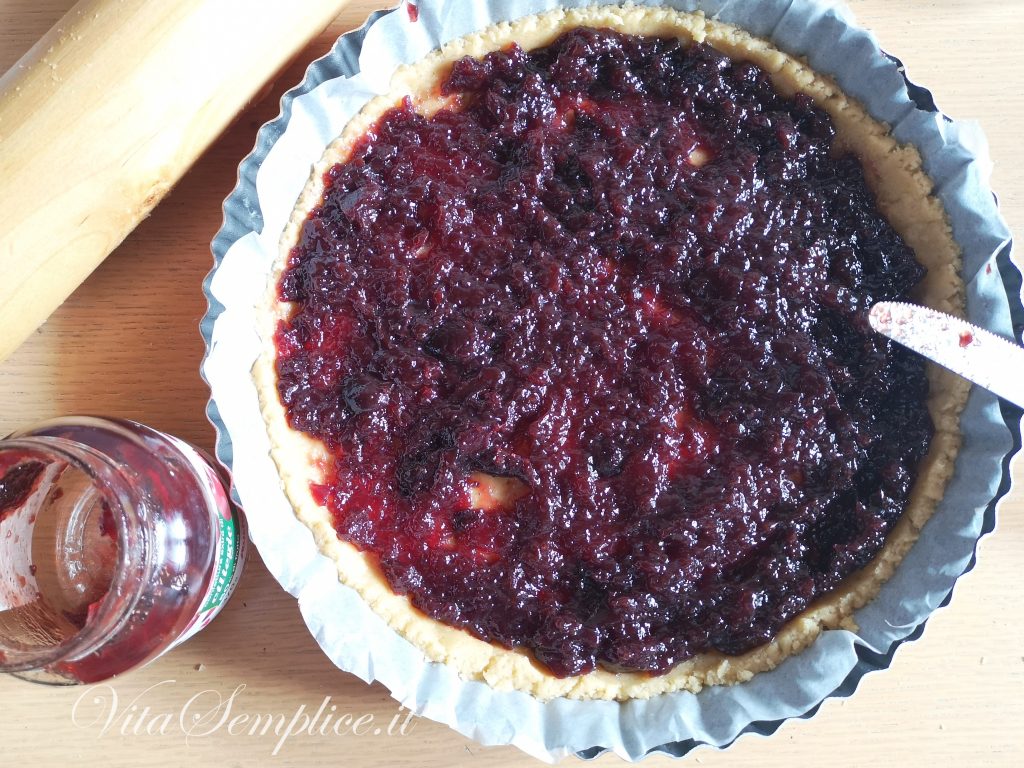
[1,1,1021,765]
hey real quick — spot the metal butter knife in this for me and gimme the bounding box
[869,301,1024,408]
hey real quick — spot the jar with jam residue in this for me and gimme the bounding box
[0,416,246,684]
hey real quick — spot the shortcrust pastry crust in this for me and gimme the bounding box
[253,4,968,700]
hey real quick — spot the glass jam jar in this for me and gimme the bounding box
[0,416,246,684]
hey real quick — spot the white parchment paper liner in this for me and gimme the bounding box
[201,0,1021,760]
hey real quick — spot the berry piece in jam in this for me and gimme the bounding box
[0,460,44,522]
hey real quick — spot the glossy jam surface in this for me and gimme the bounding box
[275,30,931,676]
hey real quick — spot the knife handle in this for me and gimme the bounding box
[0,0,349,364]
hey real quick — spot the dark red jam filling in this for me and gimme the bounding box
[0,460,45,522]
[275,29,932,677]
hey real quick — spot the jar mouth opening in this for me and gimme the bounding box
[0,436,147,677]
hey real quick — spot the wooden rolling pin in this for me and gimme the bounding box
[0,0,350,363]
